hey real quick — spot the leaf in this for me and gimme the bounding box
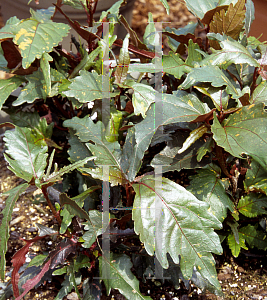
[210,0,246,45]
[13,12,69,68]
[151,130,212,173]
[250,81,267,105]
[164,23,198,52]
[81,210,105,248]
[0,183,29,280]
[239,224,267,250]
[227,232,248,257]
[201,6,229,25]
[178,125,208,154]
[64,116,126,185]
[159,0,170,14]
[163,51,192,79]
[3,126,48,182]
[244,160,267,194]
[40,52,53,96]
[63,70,117,102]
[0,76,25,110]
[13,68,66,106]
[143,12,158,50]
[185,39,202,67]
[62,0,87,9]
[132,175,222,291]
[237,194,267,218]
[123,80,157,117]
[201,39,260,69]
[100,253,152,300]
[134,91,210,169]
[187,164,234,222]
[114,34,130,85]
[211,104,267,168]
[105,108,126,143]
[245,0,255,35]
[180,66,241,98]
[60,193,90,220]
[227,220,240,244]
[27,254,48,268]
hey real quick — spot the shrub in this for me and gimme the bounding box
[0,0,267,298]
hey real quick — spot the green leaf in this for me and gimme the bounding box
[114,34,130,85]
[13,68,65,106]
[211,104,267,168]
[100,0,126,21]
[143,12,158,50]
[105,108,126,142]
[163,51,192,79]
[64,116,126,185]
[151,130,212,173]
[27,254,48,268]
[40,52,53,96]
[201,39,260,69]
[183,0,238,19]
[133,175,222,291]
[3,127,48,182]
[13,13,69,68]
[227,232,248,257]
[62,0,86,9]
[197,138,214,162]
[245,0,255,35]
[0,45,8,71]
[244,160,267,194]
[100,253,152,300]
[0,183,29,280]
[250,81,267,105]
[237,193,267,218]
[134,91,210,169]
[0,16,20,40]
[123,80,157,117]
[60,193,90,220]
[180,65,241,98]
[159,0,170,14]
[227,220,240,244]
[0,76,25,110]
[239,224,267,250]
[63,70,117,102]
[81,210,105,248]
[187,164,234,222]
[186,39,202,67]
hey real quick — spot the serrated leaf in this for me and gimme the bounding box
[209,0,246,49]
[60,193,90,220]
[245,0,255,35]
[180,65,241,98]
[187,164,234,222]
[239,224,267,250]
[211,103,267,168]
[237,194,267,218]
[81,210,105,248]
[0,76,25,110]
[163,51,192,79]
[133,175,222,291]
[13,14,69,68]
[100,253,152,300]
[244,160,267,194]
[227,232,248,257]
[123,80,157,117]
[250,81,267,105]
[27,254,48,268]
[114,34,130,85]
[0,183,29,280]
[4,127,48,182]
[63,70,117,102]
[64,116,126,185]
[13,68,66,106]
[201,39,260,69]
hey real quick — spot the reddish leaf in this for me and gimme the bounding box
[15,258,52,300]
[11,236,47,298]
[191,108,216,123]
[163,32,203,49]
[49,238,77,269]
[201,6,229,25]
[124,101,134,114]
[1,39,21,69]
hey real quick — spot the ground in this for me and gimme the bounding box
[0,0,267,299]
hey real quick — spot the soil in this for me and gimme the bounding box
[0,0,267,299]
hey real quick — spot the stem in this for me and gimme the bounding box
[251,67,259,95]
[215,144,232,179]
[41,186,62,226]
